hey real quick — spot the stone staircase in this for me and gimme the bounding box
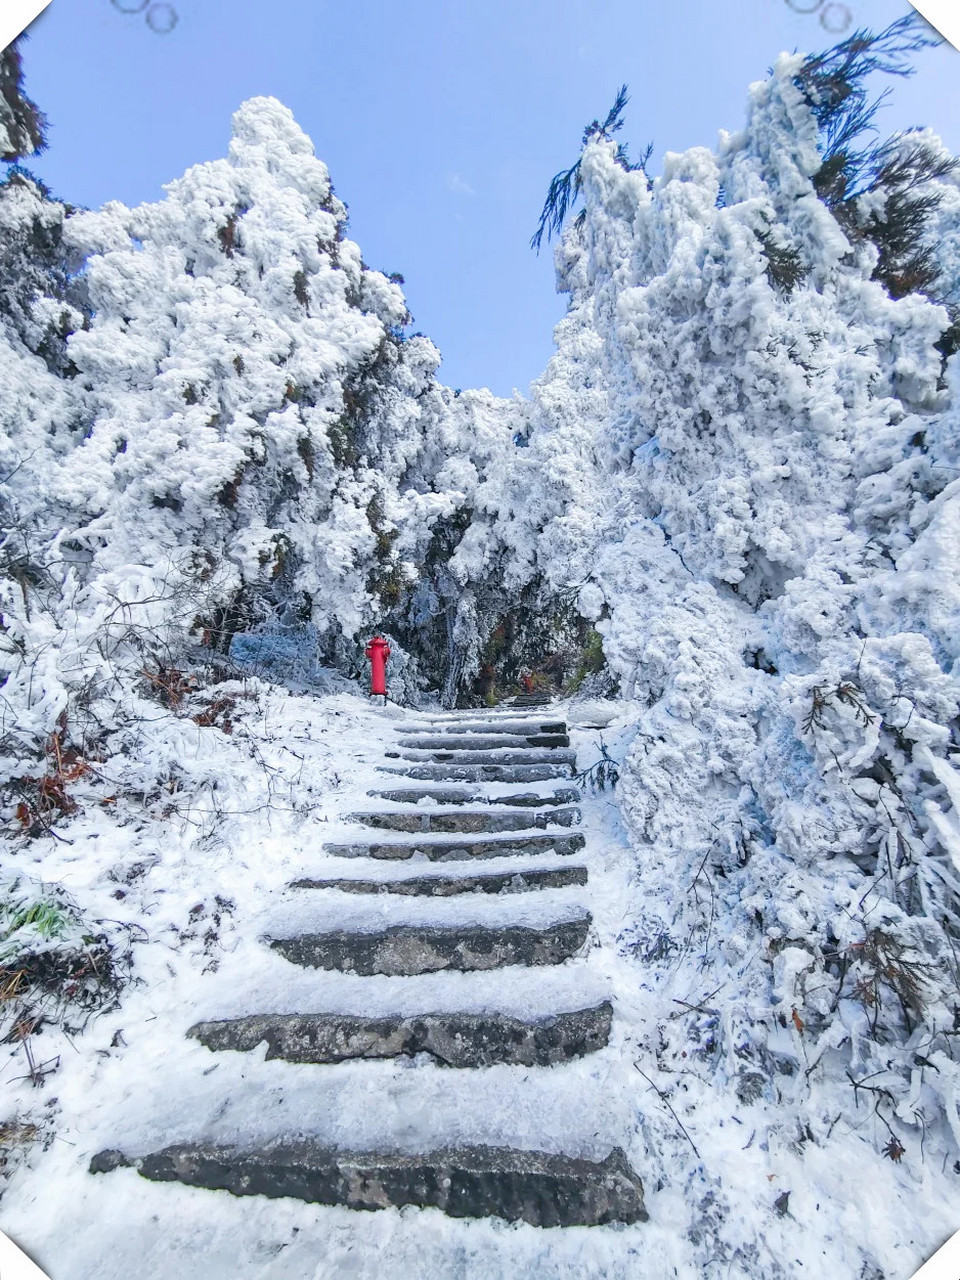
[91,701,646,1229]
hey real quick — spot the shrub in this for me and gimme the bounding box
[0,877,132,1083]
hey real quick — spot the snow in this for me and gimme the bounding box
[0,692,953,1280]
[1,36,960,1280]
[0,691,632,1276]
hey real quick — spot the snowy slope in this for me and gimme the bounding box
[0,692,956,1280]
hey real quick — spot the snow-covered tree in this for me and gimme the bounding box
[500,15,960,1187]
[0,93,524,786]
[0,41,89,795]
[0,39,46,163]
[58,98,522,689]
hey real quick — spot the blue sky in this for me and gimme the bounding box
[15,0,960,396]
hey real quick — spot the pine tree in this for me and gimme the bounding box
[795,15,959,314]
[0,40,81,370]
[530,86,652,252]
[0,39,47,162]
[511,41,960,1188]
[57,97,499,677]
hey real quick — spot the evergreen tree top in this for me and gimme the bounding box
[0,39,48,162]
[531,85,652,254]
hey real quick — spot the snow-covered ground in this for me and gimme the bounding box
[0,686,954,1279]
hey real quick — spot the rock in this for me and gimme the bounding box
[495,788,582,807]
[398,749,577,767]
[289,865,589,896]
[88,1149,131,1174]
[268,916,591,975]
[188,1001,612,1067]
[321,832,586,861]
[91,1140,646,1226]
[397,735,570,751]
[369,787,581,807]
[344,806,581,834]
[381,764,573,783]
[400,721,567,737]
[368,787,483,806]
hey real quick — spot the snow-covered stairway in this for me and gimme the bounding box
[90,704,647,1229]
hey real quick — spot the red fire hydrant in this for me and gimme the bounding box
[366,636,391,699]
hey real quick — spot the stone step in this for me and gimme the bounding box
[381,764,573,784]
[322,832,586,861]
[91,1142,646,1226]
[187,1001,612,1068]
[511,695,553,707]
[289,865,589,897]
[397,735,570,751]
[369,787,582,807]
[345,806,581,833]
[268,916,591,976]
[401,721,567,737]
[396,749,578,767]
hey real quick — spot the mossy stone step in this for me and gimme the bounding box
[187,1001,612,1067]
[91,1141,646,1226]
[322,832,585,861]
[268,916,590,976]
[289,865,588,897]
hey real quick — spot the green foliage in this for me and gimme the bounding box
[374,504,476,703]
[327,414,359,468]
[461,586,601,706]
[0,166,84,372]
[565,627,606,694]
[795,14,939,195]
[758,229,806,295]
[531,156,585,254]
[297,434,315,479]
[365,493,403,607]
[845,927,932,1031]
[795,16,958,306]
[0,879,132,1051]
[1,896,72,956]
[856,137,960,300]
[328,334,402,471]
